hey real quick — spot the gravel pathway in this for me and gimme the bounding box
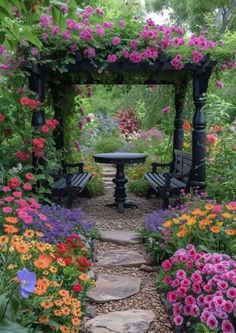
[75,167,172,333]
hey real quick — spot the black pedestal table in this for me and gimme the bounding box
[94,153,147,213]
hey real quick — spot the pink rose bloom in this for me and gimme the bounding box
[223,300,234,313]
[13,191,22,198]
[161,259,172,271]
[167,291,177,302]
[163,275,171,284]
[23,183,32,191]
[84,47,96,59]
[207,133,218,145]
[112,36,121,45]
[25,173,34,181]
[119,20,126,27]
[53,25,59,34]
[22,214,33,224]
[192,50,204,64]
[171,279,180,288]
[176,270,186,280]
[2,207,12,213]
[183,305,191,315]
[107,54,118,63]
[130,51,142,63]
[41,125,49,134]
[95,26,105,37]
[191,271,202,283]
[197,295,205,306]
[80,28,93,41]
[212,204,223,213]
[121,48,129,59]
[4,196,14,203]
[2,186,10,192]
[130,39,138,49]
[190,304,200,317]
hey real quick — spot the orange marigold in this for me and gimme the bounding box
[61,306,71,316]
[79,274,89,282]
[0,235,8,245]
[71,317,81,326]
[54,310,62,317]
[41,300,54,309]
[23,229,35,238]
[14,242,30,254]
[60,326,70,333]
[58,289,69,297]
[210,225,221,233]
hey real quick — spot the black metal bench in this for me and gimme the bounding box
[52,162,92,208]
[144,149,192,208]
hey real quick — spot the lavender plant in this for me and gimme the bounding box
[30,204,96,243]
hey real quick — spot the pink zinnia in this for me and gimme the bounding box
[121,48,129,59]
[227,287,236,299]
[161,259,172,271]
[2,207,12,213]
[207,133,218,145]
[112,36,121,45]
[173,315,183,326]
[119,20,126,27]
[129,51,142,64]
[185,295,196,306]
[221,320,235,333]
[163,275,171,284]
[206,315,218,330]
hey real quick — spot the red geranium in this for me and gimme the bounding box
[7,177,20,189]
[40,125,49,134]
[0,113,5,123]
[15,150,29,161]
[72,284,83,292]
[25,173,34,181]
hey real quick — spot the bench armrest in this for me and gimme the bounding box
[151,162,171,173]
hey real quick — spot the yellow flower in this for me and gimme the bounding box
[173,218,180,225]
[205,204,214,210]
[23,229,35,238]
[186,217,196,226]
[178,214,190,221]
[216,221,224,227]
[222,213,233,219]
[0,236,8,245]
[192,209,207,217]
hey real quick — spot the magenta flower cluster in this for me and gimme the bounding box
[161,245,236,332]
[34,6,236,70]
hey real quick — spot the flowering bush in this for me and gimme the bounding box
[0,182,95,332]
[116,107,139,138]
[140,201,236,263]
[157,245,236,333]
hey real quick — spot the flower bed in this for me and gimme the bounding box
[157,245,236,333]
[0,179,95,332]
[140,201,236,263]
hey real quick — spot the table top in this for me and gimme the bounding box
[94,152,147,164]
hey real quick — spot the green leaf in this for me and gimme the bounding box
[51,6,60,26]
[0,293,8,318]
[0,31,5,44]
[21,29,42,49]
[0,319,29,333]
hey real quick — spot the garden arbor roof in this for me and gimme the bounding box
[28,55,216,190]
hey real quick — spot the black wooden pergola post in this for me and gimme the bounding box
[172,82,187,171]
[192,67,212,189]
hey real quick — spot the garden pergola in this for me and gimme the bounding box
[27,54,215,190]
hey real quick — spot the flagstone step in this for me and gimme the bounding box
[100,230,142,245]
[87,274,141,303]
[96,250,148,267]
[84,309,155,333]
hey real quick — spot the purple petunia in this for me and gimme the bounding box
[17,268,36,298]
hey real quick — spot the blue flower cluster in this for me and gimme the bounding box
[30,205,96,243]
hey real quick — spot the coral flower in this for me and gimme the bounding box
[59,289,69,297]
[0,235,8,244]
[210,225,221,233]
[225,229,236,236]
[72,317,81,325]
[183,120,192,133]
[34,254,52,269]
[4,224,19,234]
[5,217,18,224]
[163,220,172,227]
[60,326,70,333]
[15,243,30,254]
[79,273,89,281]
[23,229,35,238]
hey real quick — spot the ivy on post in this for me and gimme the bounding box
[192,56,213,190]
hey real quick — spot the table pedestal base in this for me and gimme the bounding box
[106,201,138,213]
[106,164,138,213]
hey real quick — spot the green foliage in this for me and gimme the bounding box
[87,177,105,197]
[128,178,149,196]
[94,135,125,153]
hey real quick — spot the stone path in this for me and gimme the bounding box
[101,164,116,189]
[77,176,172,333]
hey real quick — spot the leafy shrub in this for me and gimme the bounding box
[94,135,125,153]
[128,178,149,197]
[87,177,105,197]
[157,245,236,333]
[116,107,139,138]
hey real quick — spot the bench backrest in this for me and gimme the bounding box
[173,149,192,178]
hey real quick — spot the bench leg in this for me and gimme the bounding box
[80,186,92,198]
[67,190,75,209]
[162,197,169,209]
[146,187,155,199]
